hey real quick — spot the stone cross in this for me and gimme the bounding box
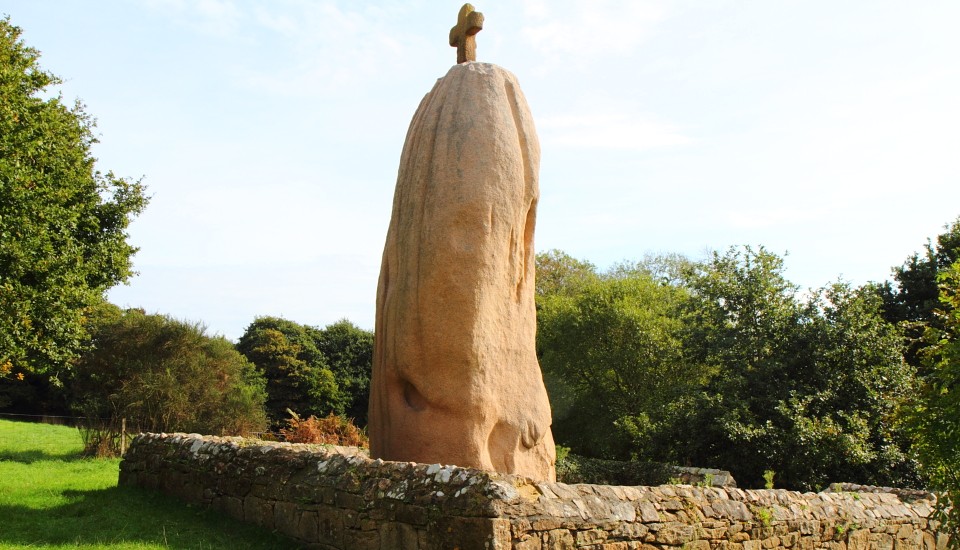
[449,3,484,64]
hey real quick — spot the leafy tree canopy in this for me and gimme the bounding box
[536,249,599,298]
[537,247,917,490]
[314,319,373,425]
[882,217,960,326]
[236,316,342,425]
[69,305,267,436]
[537,264,702,460]
[0,17,147,377]
[909,259,960,544]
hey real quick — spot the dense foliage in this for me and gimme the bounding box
[236,316,372,426]
[236,316,342,424]
[679,249,916,490]
[556,453,676,486]
[537,246,918,491]
[0,18,147,378]
[69,306,268,440]
[880,218,960,328]
[908,260,960,544]
[538,265,703,459]
[876,218,960,380]
[313,319,374,425]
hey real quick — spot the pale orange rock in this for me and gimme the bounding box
[369,62,556,482]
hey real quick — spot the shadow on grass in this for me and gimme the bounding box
[0,484,300,549]
[0,447,86,464]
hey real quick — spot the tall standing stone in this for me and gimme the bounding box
[368,61,556,481]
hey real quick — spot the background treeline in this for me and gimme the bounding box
[537,218,958,492]
[4,218,955,495]
[0,307,374,437]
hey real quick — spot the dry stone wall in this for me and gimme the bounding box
[119,433,948,550]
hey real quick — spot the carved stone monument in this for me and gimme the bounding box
[368,5,556,481]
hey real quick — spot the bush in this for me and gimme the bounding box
[69,306,268,454]
[279,410,368,447]
[78,418,123,458]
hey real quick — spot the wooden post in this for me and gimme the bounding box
[120,417,127,455]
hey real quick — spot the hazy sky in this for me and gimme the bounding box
[6,1,960,340]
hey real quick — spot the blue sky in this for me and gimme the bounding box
[6,1,960,340]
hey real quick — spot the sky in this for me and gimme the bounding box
[5,1,960,340]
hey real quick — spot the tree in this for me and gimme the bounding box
[314,320,373,426]
[882,217,960,325]
[535,249,599,298]
[536,247,917,489]
[879,218,960,370]
[909,260,960,545]
[236,316,343,424]
[777,283,917,489]
[0,18,147,377]
[537,270,702,460]
[69,306,267,438]
[677,247,916,489]
[672,246,808,485]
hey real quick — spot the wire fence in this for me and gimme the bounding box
[0,412,97,427]
[0,412,136,455]
[0,413,278,455]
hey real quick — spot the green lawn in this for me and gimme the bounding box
[0,419,298,549]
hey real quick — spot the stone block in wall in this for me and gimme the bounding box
[296,510,319,543]
[543,529,575,549]
[394,504,431,526]
[343,526,379,549]
[378,522,419,549]
[575,527,609,545]
[316,504,344,546]
[426,516,511,550]
[872,532,895,550]
[242,495,274,529]
[273,501,299,537]
[611,521,649,540]
[514,538,542,549]
[658,523,696,546]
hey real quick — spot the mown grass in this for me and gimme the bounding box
[0,418,297,549]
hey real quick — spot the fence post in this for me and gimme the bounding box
[121,417,127,455]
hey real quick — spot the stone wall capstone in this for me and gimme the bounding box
[119,433,949,550]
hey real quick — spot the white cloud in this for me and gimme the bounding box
[520,0,667,65]
[137,0,431,96]
[237,1,431,97]
[141,0,243,37]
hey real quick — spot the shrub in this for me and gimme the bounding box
[69,307,268,455]
[279,410,368,447]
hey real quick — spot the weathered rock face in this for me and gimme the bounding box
[369,62,555,481]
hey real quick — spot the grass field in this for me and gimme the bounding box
[0,419,297,549]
